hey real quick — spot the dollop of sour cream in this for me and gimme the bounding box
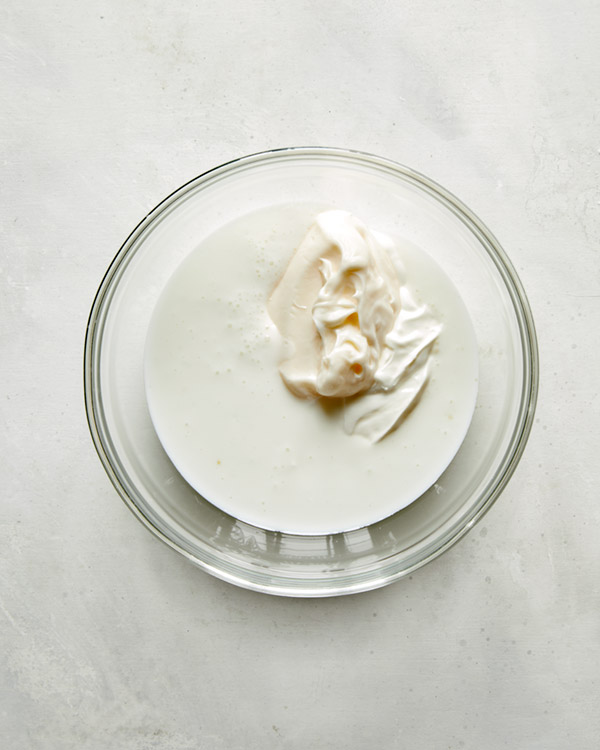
[268,210,442,443]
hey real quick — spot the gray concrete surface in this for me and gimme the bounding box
[1,1,599,747]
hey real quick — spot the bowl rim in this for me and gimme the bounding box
[84,146,539,597]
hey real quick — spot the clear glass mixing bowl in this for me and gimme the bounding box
[84,147,538,596]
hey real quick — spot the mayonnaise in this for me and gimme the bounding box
[268,211,442,442]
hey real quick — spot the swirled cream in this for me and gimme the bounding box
[268,211,442,442]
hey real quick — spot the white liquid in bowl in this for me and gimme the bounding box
[144,204,479,535]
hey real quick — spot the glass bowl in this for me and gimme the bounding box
[84,147,538,597]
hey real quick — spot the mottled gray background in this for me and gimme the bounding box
[2,1,599,748]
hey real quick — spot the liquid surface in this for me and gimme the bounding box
[144,204,479,534]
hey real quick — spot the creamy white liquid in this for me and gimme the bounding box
[144,204,479,535]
